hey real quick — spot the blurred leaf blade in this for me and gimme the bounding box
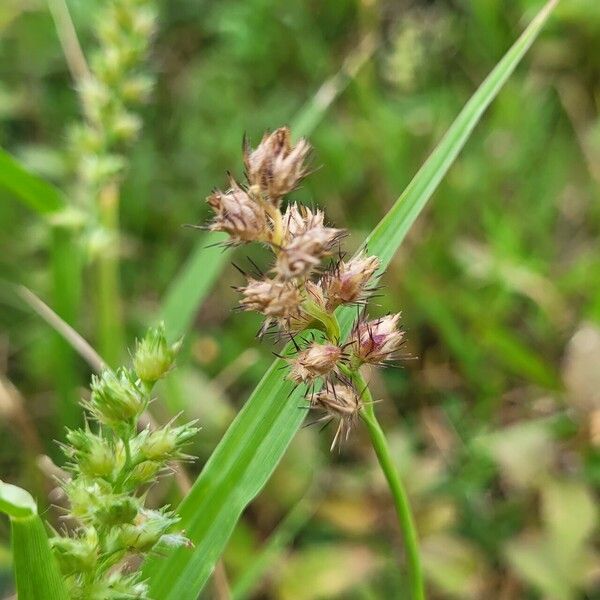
[353,0,559,271]
[232,492,316,600]
[0,148,65,214]
[160,232,229,340]
[0,481,36,519]
[144,2,557,598]
[0,482,69,600]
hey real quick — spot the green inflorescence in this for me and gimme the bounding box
[51,324,198,599]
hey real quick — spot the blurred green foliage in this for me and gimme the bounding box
[0,0,599,598]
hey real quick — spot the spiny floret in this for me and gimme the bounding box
[63,479,114,522]
[287,342,343,384]
[71,0,157,201]
[351,313,404,366]
[312,383,363,450]
[134,419,199,462]
[51,531,98,576]
[133,322,181,384]
[88,367,146,428]
[91,572,150,600]
[63,427,124,479]
[321,252,380,310]
[244,126,311,203]
[207,177,268,244]
[108,507,185,553]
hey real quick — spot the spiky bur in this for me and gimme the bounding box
[51,325,198,599]
[70,0,156,215]
[203,126,405,448]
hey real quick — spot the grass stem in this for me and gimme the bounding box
[97,182,124,367]
[352,369,425,600]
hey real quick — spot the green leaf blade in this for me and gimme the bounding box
[145,3,557,597]
[0,481,37,519]
[146,362,304,598]
[11,516,70,600]
[160,232,229,341]
[0,482,69,600]
[0,148,65,214]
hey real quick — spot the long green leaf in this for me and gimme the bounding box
[0,148,65,214]
[144,2,557,597]
[0,482,69,600]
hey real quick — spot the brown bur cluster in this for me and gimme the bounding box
[204,127,404,448]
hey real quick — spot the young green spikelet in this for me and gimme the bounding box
[51,325,198,599]
[203,127,405,448]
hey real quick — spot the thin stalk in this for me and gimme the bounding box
[50,226,82,432]
[351,369,425,600]
[97,182,124,367]
[302,299,341,341]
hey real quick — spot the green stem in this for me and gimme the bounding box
[97,181,124,367]
[351,370,425,600]
[301,299,341,341]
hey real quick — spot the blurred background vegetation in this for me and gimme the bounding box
[1,0,599,598]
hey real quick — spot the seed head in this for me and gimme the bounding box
[276,206,344,279]
[244,127,310,203]
[238,278,301,318]
[352,314,404,365]
[288,342,342,383]
[207,177,268,244]
[322,252,380,309]
[313,383,363,450]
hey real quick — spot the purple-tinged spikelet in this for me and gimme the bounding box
[207,177,268,244]
[244,127,311,203]
[321,252,380,309]
[312,383,363,450]
[287,342,343,383]
[351,314,404,365]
